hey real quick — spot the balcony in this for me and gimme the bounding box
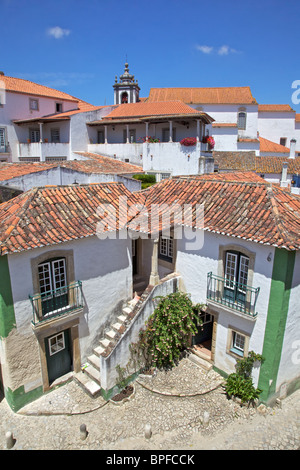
[30,281,83,327]
[18,142,70,161]
[207,272,260,319]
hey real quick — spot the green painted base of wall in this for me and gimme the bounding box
[213,366,228,379]
[100,370,140,401]
[258,248,296,404]
[5,385,44,412]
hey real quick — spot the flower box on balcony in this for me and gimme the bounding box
[180,137,197,146]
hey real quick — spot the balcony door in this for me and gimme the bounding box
[38,258,68,315]
[224,252,249,305]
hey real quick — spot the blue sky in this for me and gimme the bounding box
[1,0,300,111]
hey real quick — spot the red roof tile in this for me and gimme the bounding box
[1,74,79,102]
[258,104,295,112]
[259,137,290,153]
[100,101,205,119]
[0,155,143,182]
[130,177,300,250]
[147,87,258,105]
[0,183,140,254]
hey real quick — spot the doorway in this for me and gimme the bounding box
[45,329,72,384]
[192,312,214,359]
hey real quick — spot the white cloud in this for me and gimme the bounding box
[218,45,239,55]
[196,44,241,56]
[196,45,214,54]
[47,26,71,39]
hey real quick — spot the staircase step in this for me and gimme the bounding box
[100,338,111,349]
[106,329,117,341]
[188,352,213,371]
[112,322,122,332]
[94,345,105,357]
[74,371,101,397]
[84,364,101,384]
[117,314,127,323]
[88,354,100,370]
[122,306,132,315]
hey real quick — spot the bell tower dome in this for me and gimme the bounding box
[113,62,140,105]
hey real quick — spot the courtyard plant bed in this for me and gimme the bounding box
[110,385,135,405]
[224,351,264,407]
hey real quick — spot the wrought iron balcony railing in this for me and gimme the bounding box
[207,272,260,318]
[30,281,83,326]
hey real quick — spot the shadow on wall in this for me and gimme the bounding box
[0,185,23,203]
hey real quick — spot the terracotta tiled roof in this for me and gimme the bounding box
[0,162,57,181]
[258,104,295,112]
[212,122,237,128]
[255,156,300,174]
[0,155,143,182]
[99,101,206,119]
[147,87,258,105]
[1,74,79,102]
[213,151,300,174]
[213,151,256,171]
[68,153,143,174]
[13,99,103,124]
[259,137,290,153]
[0,183,140,255]
[296,114,300,123]
[129,177,300,250]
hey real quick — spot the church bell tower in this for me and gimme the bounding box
[113,62,140,105]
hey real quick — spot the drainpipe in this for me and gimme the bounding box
[289,139,296,159]
[104,125,108,144]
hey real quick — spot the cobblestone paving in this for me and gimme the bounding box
[0,357,299,450]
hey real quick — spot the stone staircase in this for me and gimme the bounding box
[74,292,146,397]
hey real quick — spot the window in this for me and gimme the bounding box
[161,173,171,180]
[0,127,6,151]
[224,251,249,304]
[159,235,173,262]
[48,332,65,356]
[51,128,60,143]
[38,258,68,315]
[29,98,39,111]
[231,331,246,356]
[121,92,128,103]
[237,112,246,130]
[280,137,287,147]
[29,129,40,143]
[55,102,63,113]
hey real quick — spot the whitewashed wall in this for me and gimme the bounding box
[258,111,299,151]
[7,235,133,363]
[276,251,300,393]
[175,228,274,381]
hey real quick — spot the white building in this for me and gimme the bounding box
[0,174,299,410]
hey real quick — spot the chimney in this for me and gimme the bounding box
[289,139,296,159]
[280,162,288,187]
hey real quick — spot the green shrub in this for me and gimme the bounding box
[224,351,264,405]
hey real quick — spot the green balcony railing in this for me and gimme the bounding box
[207,272,260,318]
[30,281,83,326]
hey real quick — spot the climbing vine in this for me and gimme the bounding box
[130,291,204,371]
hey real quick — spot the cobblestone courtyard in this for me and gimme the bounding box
[0,357,299,451]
